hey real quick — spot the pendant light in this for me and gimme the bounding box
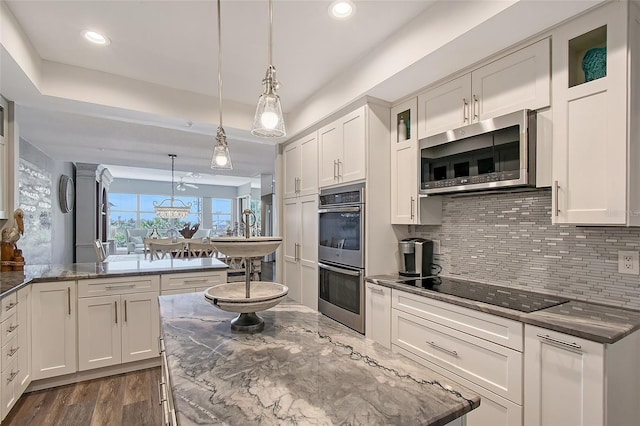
[251,0,286,138]
[154,154,192,219]
[211,0,233,170]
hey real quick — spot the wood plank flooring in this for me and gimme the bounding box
[4,368,162,426]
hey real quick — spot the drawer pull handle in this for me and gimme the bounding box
[6,324,18,333]
[68,287,71,316]
[368,287,385,296]
[183,279,208,284]
[554,180,560,217]
[124,300,128,322]
[4,301,17,311]
[158,380,167,405]
[536,334,582,351]
[115,301,118,324]
[8,346,19,357]
[105,284,136,290]
[6,370,19,384]
[427,341,459,357]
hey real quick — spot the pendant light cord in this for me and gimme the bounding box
[217,0,223,129]
[170,154,176,202]
[268,0,273,66]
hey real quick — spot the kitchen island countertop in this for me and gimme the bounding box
[159,292,480,426]
[0,257,228,297]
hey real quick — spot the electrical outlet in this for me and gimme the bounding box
[432,240,441,255]
[618,251,640,275]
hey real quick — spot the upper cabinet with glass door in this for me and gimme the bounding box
[551,1,640,225]
[417,39,550,142]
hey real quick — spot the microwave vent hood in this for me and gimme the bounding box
[419,109,536,195]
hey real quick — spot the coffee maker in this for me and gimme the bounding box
[398,238,434,277]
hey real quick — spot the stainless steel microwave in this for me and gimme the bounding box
[419,109,536,195]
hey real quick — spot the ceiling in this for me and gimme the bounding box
[2,0,436,186]
[1,0,604,187]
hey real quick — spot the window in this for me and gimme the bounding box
[109,193,202,247]
[212,198,232,236]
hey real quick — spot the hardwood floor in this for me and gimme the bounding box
[4,368,163,426]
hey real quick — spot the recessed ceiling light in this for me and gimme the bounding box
[329,0,355,20]
[82,30,110,46]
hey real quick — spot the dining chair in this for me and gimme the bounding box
[148,239,187,260]
[187,241,216,258]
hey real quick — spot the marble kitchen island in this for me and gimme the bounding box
[159,292,480,425]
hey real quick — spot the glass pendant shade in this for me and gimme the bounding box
[251,0,286,138]
[211,0,233,171]
[211,127,233,170]
[251,77,285,138]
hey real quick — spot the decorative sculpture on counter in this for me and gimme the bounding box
[1,209,25,271]
[178,222,200,239]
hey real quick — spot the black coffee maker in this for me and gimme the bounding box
[398,238,434,277]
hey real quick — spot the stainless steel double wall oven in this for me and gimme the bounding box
[318,183,365,333]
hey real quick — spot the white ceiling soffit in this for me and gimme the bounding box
[105,165,261,189]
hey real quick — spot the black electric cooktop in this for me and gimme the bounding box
[398,276,569,313]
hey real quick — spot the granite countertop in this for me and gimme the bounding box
[0,257,228,297]
[367,275,640,344]
[159,293,480,426]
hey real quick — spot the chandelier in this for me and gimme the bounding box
[154,154,192,219]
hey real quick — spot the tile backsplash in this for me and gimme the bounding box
[411,189,640,310]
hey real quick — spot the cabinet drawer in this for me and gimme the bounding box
[395,345,523,426]
[0,292,17,322]
[161,271,226,292]
[78,276,160,298]
[392,309,522,403]
[1,334,19,369]
[392,290,523,351]
[1,312,18,345]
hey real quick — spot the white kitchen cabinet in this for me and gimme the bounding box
[16,286,31,396]
[418,39,550,140]
[77,276,160,371]
[551,1,640,225]
[121,292,160,364]
[524,324,640,426]
[391,289,524,426]
[32,281,77,380]
[0,292,18,420]
[318,106,366,187]
[390,98,442,225]
[78,294,121,370]
[283,194,318,309]
[0,95,8,220]
[283,131,318,199]
[364,282,391,349]
[0,289,24,420]
[160,270,227,294]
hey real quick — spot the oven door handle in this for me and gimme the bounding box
[318,262,362,277]
[318,206,361,214]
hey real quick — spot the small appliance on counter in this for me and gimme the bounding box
[398,237,434,278]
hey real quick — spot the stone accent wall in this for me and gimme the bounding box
[412,189,640,310]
